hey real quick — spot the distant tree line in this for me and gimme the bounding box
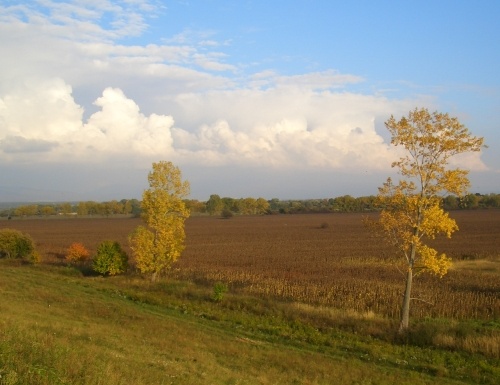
[0,199,141,218]
[1,193,498,219]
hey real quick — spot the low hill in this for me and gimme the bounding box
[1,261,498,384]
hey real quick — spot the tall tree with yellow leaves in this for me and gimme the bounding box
[129,161,190,281]
[372,108,484,332]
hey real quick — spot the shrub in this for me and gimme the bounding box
[0,228,35,259]
[65,242,90,264]
[221,209,233,219]
[29,250,43,264]
[212,282,228,302]
[93,240,128,276]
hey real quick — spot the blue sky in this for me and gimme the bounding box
[0,0,498,202]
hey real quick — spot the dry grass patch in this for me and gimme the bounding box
[451,255,500,274]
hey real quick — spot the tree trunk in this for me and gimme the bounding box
[399,267,413,333]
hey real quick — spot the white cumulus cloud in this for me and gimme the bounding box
[0,76,417,172]
[0,79,176,164]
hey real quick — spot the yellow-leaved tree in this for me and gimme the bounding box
[129,161,190,281]
[372,108,485,333]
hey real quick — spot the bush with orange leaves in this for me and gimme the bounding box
[65,242,90,264]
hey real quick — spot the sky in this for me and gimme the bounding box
[0,0,499,202]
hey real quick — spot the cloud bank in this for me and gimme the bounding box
[0,77,412,170]
[0,1,491,201]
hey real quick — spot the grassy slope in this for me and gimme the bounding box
[0,262,498,385]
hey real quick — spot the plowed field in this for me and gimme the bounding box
[2,210,499,320]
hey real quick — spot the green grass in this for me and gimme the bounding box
[0,261,498,384]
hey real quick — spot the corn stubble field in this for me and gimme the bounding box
[1,210,500,384]
[4,210,499,322]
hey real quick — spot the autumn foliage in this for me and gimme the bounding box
[129,161,190,281]
[65,242,90,264]
[372,107,485,332]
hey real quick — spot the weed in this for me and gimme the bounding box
[212,281,228,302]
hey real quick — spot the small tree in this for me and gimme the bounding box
[65,242,90,264]
[0,228,35,260]
[129,161,190,281]
[93,240,128,276]
[371,108,484,333]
